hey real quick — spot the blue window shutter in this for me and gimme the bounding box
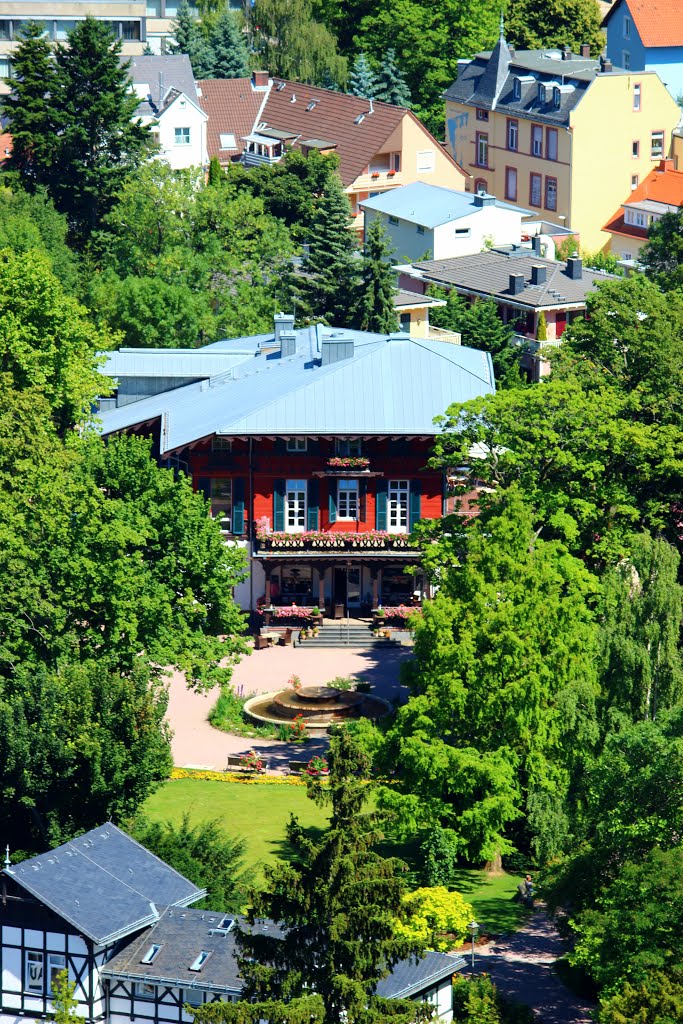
[233,478,246,534]
[328,479,337,524]
[196,477,211,501]
[307,478,319,530]
[274,478,286,531]
[409,480,421,531]
[376,479,388,531]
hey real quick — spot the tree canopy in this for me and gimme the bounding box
[505,0,604,55]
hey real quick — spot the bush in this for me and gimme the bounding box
[395,886,473,951]
[327,675,356,691]
[453,975,533,1023]
[209,686,277,738]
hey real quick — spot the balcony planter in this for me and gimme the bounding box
[326,456,370,471]
[371,172,380,179]
[387,170,396,177]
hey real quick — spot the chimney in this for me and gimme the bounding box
[279,331,297,358]
[274,311,295,347]
[321,336,354,366]
[531,235,542,256]
[474,191,495,207]
[509,273,525,295]
[562,46,571,60]
[251,69,269,89]
[600,56,613,73]
[581,43,590,58]
[658,159,675,172]
[566,256,583,280]
[531,264,547,285]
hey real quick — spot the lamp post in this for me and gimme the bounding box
[467,919,479,970]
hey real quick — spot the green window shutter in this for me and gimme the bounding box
[196,477,211,501]
[232,478,246,534]
[274,478,286,531]
[328,479,338,524]
[375,479,388,531]
[409,480,421,531]
[307,478,319,530]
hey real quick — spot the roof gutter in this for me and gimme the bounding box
[101,969,239,995]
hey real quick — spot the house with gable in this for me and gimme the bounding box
[603,157,683,260]
[96,315,495,617]
[603,0,683,100]
[0,825,466,1024]
[198,72,466,232]
[445,22,680,250]
[128,55,208,170]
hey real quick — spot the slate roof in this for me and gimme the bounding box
[361,181,530,228]
[198,78,270,160]
[602,0,683,46]
[103,906,465,998]
[98,326,495,454]
[5,825,205,946]
[402,249,614,310]
[127,55,199,117]
[445,48,628,125]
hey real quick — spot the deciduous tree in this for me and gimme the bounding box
[505,0,604,55]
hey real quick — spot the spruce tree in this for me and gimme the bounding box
[208,9,249,78]
[169,0,197,54]
[357,217,398,333]
[50,18,152,245]
[374,49,411,107]
[170,0,215,78]
[231,729,429,1023]
[1,21,59,190]
[295,173,360,325]
[348,52,377,98]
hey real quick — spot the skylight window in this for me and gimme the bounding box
[189,951,211,972]
[141,944,161,965]
[306,101,316,111]
[354,113,365,125]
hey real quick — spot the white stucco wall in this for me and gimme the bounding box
[142,95,207,170]
[365,203,523,262]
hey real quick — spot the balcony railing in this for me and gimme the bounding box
[254,527,415,554]
[325,456,371,472]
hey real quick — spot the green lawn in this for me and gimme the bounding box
[142,778,524,935]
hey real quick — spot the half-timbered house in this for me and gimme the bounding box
[97,315,495,616]
[0,826,466,1024]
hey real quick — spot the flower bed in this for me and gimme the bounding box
[170,768,310,785]
[378,604,417,620]
[263,604,314,618]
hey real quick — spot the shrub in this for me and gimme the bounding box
[209,686,277,738]
[395,886,474,951]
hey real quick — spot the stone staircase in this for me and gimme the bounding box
[296,622,400,648]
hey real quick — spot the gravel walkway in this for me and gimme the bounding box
[166,644,410,770]
[473,907,595,1024]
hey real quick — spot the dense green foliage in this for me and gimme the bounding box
[170,1,249,79]
[225,730,430,1023]
[505,0,604,55]
[130,813,252,911]
[357,218,399,332]
[641,207,683,292]
[429,292,518,382]
[250,0,347,86]
[452,976,533,1024]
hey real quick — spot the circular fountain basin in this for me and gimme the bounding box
[244,684,391,731]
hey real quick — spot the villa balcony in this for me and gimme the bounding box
[253,528,418,557]
[314,456,377,477]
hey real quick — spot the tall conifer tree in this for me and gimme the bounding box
[357,217,398,333]
[374,49,411,106]
[208,9,249,78]
[348,51,377,98]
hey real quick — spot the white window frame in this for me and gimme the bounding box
[285,479,307,533]
[650,131,664,159]
[507,119,518,151]
[633,83,641,110]
[476,132,488,168]
[388,479,409,534]
[174,126,191,146]
[219,132,236,149]
[531,124,543,157]
[134,982,156,1000]
[210,478,232,532]
[336,439,362,456]
[625,207,646,227]
[631,174,639,190]
[512,78,521,100]
[286,438,307,452]
[25,951,44,995]
[48,954,66,997]
[624,15,631,37]
[337,479,359,521]
[547,127,558,161]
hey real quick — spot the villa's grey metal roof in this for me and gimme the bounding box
[102,349,255,380]
[376,951,467,999]
[5,825,205,946]
[360,182,531,228]
[103,907,465,999]
[401,249,614,310]
[99,327,495,454]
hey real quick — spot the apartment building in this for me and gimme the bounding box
[444,25,680,251]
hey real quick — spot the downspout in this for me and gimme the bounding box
[249,437,254,612]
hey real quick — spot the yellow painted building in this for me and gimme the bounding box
[444,31,680,251]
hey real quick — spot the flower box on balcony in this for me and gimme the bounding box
[371,172,380,179]
[387,170,396,177]
[326,456,370,470]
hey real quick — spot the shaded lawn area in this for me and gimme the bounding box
[142,779,525,934]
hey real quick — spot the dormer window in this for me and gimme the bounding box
[553,87,561,108]
[513,78,521,100]
[189,951,211,972]
[537,83,546,104]
[141,944,161,965]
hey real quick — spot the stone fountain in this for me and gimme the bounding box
[244,684,390,732]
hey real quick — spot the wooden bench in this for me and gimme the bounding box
[226,754,269,773]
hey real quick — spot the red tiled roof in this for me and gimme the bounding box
[603,0,683,47]
[603,160,683,234]
[0,132,12,162]
[259,80,406,185]
[198,78,267,162]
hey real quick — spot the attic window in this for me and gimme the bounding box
[141,944,161,965]
[219,133,236,149]
[537,83,546,104]
[276,81,286,91]
[512,78,521,100]
[189,951,211,972]
[553,87,561,109]
[306,101,316,111]
[354,113,365,125]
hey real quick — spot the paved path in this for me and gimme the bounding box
[473,908,594,1024]
[166,644,410,770]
